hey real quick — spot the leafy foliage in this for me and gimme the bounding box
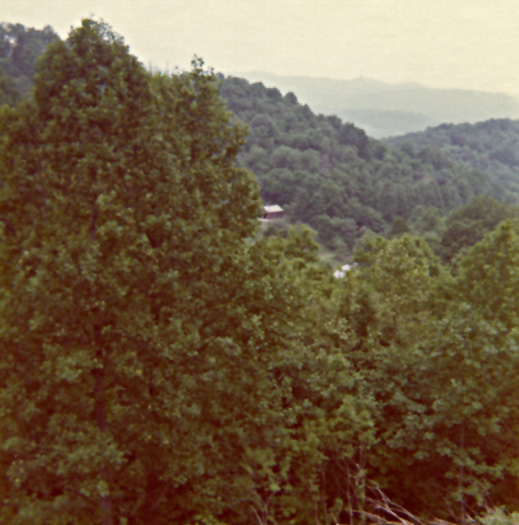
[334,232,519,520]
[388,119,519,199]
[437,196,519,262]
[1,18,519,525]
[0,20,331,523]
[220,76,501,256]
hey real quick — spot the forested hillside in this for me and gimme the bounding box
[0,28,513,259]
[220,76,505,255]
[388,119,519,197]
[1,21,519,524]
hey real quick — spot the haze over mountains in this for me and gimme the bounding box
[238,71,519,138]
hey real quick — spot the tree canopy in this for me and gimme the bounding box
[219,76,502,257]
[1,18,519,525]
[388,119,519,199]
[0,20,321,523]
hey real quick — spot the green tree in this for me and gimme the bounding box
[387,216,410,238]
[346,229,519,520]
[0,19,321,523]
[339,235,466,517]
[439,196,518,262]
[408,221,519,518]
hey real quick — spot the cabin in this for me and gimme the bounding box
[261,205,284,221]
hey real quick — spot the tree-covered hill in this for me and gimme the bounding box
[387,119,519,198]
[220,76,504,255]
[0,27,512,258]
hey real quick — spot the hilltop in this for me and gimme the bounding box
[236,71,519,137]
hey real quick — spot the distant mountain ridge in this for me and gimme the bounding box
[237,72,519,138]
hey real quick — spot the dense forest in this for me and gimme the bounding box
[220,75,515,257]
[1,19,519,524]
[388,119,519,197]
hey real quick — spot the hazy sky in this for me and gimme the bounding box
[4,0,519,94]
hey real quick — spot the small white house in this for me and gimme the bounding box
[261,205,284,221]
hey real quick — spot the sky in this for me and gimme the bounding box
[4,0,519,94]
